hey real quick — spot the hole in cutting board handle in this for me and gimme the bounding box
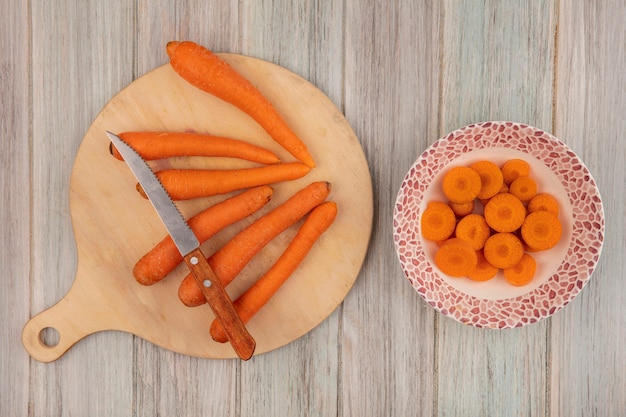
[39,326,60,347]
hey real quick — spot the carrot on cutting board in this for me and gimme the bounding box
[166,41,315,168]
[110,131,280,164]
[210,201,338,343]
[133,186,274,285]
[136,162,310,200]
[178,181,331,307]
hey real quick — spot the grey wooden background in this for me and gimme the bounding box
[2,0,625,416]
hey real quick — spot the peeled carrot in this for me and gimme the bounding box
[166,41,315,168]
[483,232,524,269]
[454,213,491,250]
[137,162,310,200]
[420,201,456,241]
[110,131,280,164]
[434,238,478,277]
[501,159,530,185]
[442,166,482,203]
[178,181,331,307]
[210,201,338,343]
[503,253,537,286]
[470,160,504,200]
[133,186,274,285]
[528,193,559,216]
[521,210,562,251]
[483,192,526,233]
[509,176,537,203]
[467,250,498,282]
[449,200,475,217]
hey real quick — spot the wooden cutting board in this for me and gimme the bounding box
[22,54,373,362]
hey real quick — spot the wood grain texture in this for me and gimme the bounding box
[436,1,556,416]
[551,0,626,416]
[0,0,30,416]
[341,1,440,416]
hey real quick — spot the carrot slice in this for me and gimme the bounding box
[483,232,525,269]
[521,210,562,251]
[454,213,491,251]
[178,181,331,307]
[166,41,315,168]
[110,131,280,164]
[509,176,537,203]
[434,238,478,277]
[504,253,537,286]
[133,186,274,285]
[449,200,475,217]
[421,201,456,241]
[501,159,530,185]
[210,201,338,343]
[483,192,526,232]
[137,163,310,200]
[470,160,504,200]
[467,250,498,282]
[527,193,559,216]
[442,166,482,203]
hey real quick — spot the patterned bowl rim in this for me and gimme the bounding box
[393,121,605,329]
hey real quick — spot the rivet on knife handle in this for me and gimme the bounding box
[184,248,256,360]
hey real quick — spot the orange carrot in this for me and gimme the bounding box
[501,158,530,185]
[110,131,280,164]
[210,201,338,343]
[483,192,526,232]
[483,232,524,269]
[454,213,491,250]
[137,162,310,200]
[421,201,456,241]
[434,238,478,277]
[521,210,562,251]
[442,166,482,203]
[527,193,559,216]
[470,160,504,200]
[449,200,475,217]
[166,41,315,168]
[503,253,537,286]
[509,176,537,203]
[133,186,274,285]
[467,250,498,282]
[178,181,331,307]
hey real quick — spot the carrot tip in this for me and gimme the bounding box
[166,41,180,57]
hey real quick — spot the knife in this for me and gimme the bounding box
[106,131,256,360]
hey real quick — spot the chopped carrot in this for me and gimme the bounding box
[483,192,526,232]
[166,41,315,168]
[528,193,559,216]
[434,238,478,277]
[420,201,456,241]
[470,160,504,200]
[442,166,482,203]
[521,210,562,251]
[501,158,530,184]
[133,186,274,285]
[509,176,537,203]
[483,232,525,269]
[504,253,537,286]
[110,131,280,164]
[137,162,310,200]
[210,201,338,343]
[449,200,475,217]
[454,214,491,250]
[178,181,331,307]
[467,250,498,282]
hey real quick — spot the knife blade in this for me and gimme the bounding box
[107,131,255,360]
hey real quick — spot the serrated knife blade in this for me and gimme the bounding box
[107,131,255,360]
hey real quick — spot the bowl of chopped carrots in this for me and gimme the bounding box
[393,121,604,328]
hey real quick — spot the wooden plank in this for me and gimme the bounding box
[28,1,135,415]
[133,2,241,416]
[237,1,345,415]
[551,0,626,415]
[341,1,440,416]
[0,0,31,415]
[436,1,556,416]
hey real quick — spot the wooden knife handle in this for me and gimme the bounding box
[183,248,256,360]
